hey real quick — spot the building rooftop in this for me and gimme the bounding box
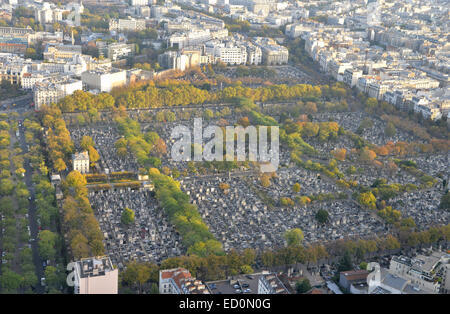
[160,268,210,294]
[206,272,289,294]
[412,252,445,274]
[371,286,391,294]
[82,67,125,76]
[182,278,211,294]
[76,256,114,278]
[72,151,89,161]
[326,281,343,294]
[207,274,260,294]
[306,288,325,294]
[340,269,369,283]
[382,273,408,292]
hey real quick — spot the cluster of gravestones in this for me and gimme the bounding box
[89,189,183,269]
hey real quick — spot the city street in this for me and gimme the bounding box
[18,117,45,294]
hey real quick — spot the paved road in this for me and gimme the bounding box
[17,120,45,294]
[0,94,33,111]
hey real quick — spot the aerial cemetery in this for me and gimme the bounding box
[89,189,183,268]
[64,95,449,265]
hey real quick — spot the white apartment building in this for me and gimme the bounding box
[33,77,82,110]
[33,87,60,110]
[109,18,146,32]
[225,4,246,15]
[406,78,440,90]
[218,45,247,65]
[246,43,262,65]
[28,32,64,45]
[32,56,88,76]
[0,62,27,85]
[305,37,325,61]
[383,89,413,111]
[35,3,63,25]
[319,52,333,73]
[211,29,229,40]
[257,273,290,294]
[367,81,391,100]
[389,253,447,293]
[72,151,89,173]
[158,51,189,71]
[328,61,353,81]
[73,256,118,294]
[285,24,313,39]
[131,0,149,6]
[205,41,248,65]
[343,69,363,87]
[43,45,83,63]
[253,37,289,65]
[106,43,135,61]
[21,72,46,89]
[168,30,212,49]
[356,76,379,94]
[413,102,442,121]
[81,68,126,93]
[150,5,168,18]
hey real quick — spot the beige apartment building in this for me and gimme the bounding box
[73,256,118,294]
[72,151,89,174]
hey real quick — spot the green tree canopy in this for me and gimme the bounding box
[121,207,135,225]
[439,192,450,210]
[315,209,329,224]
[38,230,58,261]
[295,278,311,294]
[284,228,304,247]
[0,269,22,292]
[384,121,396,137]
